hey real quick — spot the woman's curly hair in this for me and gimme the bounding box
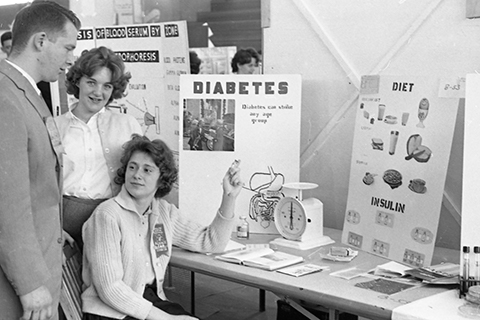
[115,134,178,199]
[231,47,260,73]
[65,46,131,104]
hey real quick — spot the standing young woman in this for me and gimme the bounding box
[55,46,142,248]
[81,135,243,319]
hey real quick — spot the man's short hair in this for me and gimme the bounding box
[1,31,12,46]
[11,1,81,54]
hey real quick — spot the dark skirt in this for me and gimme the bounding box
[82,284,195,320]
[63,195,107,250]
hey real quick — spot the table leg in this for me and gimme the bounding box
[259,289,266,311]
[275,295,322,320]
[190,271,195,315]
[328,308,339,320]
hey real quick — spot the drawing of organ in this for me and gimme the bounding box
[247,166,285,228]
[126,98,160,134]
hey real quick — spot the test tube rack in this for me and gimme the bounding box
[459,276,480,297]
[459,246,480,298]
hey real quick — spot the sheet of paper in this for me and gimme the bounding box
[355,278,415,295]
[330,267,368,280]
[277,264,329,277]
[373,261,412,278]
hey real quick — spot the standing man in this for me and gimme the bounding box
[1,30,12,57]
[0,2,81,320]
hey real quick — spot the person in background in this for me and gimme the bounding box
[82,134,243,319]
[246,47,261,69]
[189,50,202,74]
[54,46,142,249]
[0,2,81,319]
[188,119,204,150]
[231,47,260,74]
[1,30,12,57]
[251,48,262,74]
[213,119,225,151]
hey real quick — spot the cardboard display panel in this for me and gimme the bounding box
[72,22,189,152]
[342,75,459,267]
[60,22,190,205]
[179,74,302,233]
[191,46,237,74]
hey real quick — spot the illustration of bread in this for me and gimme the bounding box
[371,138,383,150]
[384,115,397,124]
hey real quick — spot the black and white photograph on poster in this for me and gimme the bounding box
[183,98,235,152]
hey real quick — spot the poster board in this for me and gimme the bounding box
[191,46,237,74]
[61,22,190,203]
[179,74,301,233]
[93,23,189,151]
[342,75,459,267]
[72,22,189,148]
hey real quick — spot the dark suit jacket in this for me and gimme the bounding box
[0,60,63,318]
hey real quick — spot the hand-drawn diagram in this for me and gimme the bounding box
[246,166,285,228]
[125,97,160,134]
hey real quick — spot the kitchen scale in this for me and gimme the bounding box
[270,182,334,250]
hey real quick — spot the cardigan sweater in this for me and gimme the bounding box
[81,186,235,319]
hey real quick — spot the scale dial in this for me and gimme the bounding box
[274,197,307,240]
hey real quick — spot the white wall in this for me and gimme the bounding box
[69,0,211,26]
[263,0,479,249]
[70,0,116,27]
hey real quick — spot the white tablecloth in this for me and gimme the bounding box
[392,289,477,320]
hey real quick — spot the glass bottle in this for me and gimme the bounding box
[236,215,249,239]
[463,246,471,292]
[475,246,480,281]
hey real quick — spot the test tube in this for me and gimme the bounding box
[463,246,471,292]
[475,246,480,283]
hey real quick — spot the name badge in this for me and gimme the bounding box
[153,223,168,257]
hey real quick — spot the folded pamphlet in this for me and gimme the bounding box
[277,263,329,277]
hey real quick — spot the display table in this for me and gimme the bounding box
[392,289,473,320]
[170,228,459,320]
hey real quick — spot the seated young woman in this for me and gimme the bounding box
[81,134,243,320]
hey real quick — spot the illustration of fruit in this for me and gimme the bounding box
[405,134,432,163]
[406,134,422,155]
[412,145,432,162]
[362,172,376,185]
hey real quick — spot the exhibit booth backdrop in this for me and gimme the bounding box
[263,0,476,249]
[59,0,479,249]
